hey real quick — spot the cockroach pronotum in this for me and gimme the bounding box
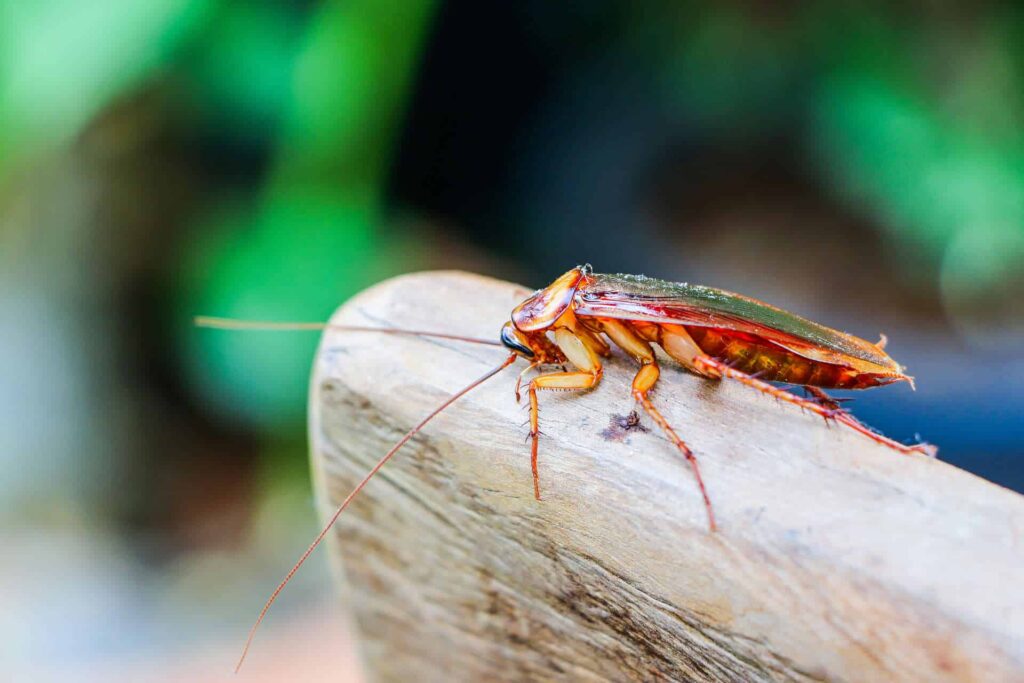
[196,264,936,671]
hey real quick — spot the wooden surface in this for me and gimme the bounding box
[309,271,1024,683]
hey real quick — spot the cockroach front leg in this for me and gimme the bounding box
[693,356,936,457]
[514,362,541,403]
[527,328,603,499]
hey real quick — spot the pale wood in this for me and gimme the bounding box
[309,271,1024,683]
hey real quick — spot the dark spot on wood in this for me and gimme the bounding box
[601,410,649,442]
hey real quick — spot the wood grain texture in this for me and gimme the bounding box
[309,271,1024,683]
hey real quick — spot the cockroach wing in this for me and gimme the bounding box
[577,273,901,374]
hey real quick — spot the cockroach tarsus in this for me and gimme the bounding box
[196,264,936,672]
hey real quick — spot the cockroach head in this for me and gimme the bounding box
[500,321,535,359]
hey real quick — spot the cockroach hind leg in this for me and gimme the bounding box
[696,355,931,459]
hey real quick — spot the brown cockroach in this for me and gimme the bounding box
[197,264,935,671]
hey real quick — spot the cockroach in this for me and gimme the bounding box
[197,264,935,671]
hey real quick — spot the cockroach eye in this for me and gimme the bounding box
[500,322,535,358]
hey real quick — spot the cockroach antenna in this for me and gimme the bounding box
[232,353,517,673]
[206,263,936,672]
[194,316,504,347]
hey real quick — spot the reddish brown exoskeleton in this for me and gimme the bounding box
[198,264,935,671]
[500,265,935,532]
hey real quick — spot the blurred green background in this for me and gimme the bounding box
[2,2,1022,679]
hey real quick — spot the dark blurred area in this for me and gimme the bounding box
[2,2,1022,678]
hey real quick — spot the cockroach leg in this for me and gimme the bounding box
[514,362,540,403]
[526,327,603,499]
[528,371,601,498]
[631,362,717,532]
[574,322,613,357]
[694,356,935,457]
[697,355,842,419]
[599,319,717,531]
[801,387,857,426]
[832,412,938,458]
[801,386,846,425]
[802,386,849,412]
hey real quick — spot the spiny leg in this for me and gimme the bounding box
[600,319,717,531]
[803,385,847,412]
[800,386,927,454]
[527,327,603,499]
[528,371,601,498]
[802,387,866,436]
[632,364,717,531]
[693,355,936,457]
